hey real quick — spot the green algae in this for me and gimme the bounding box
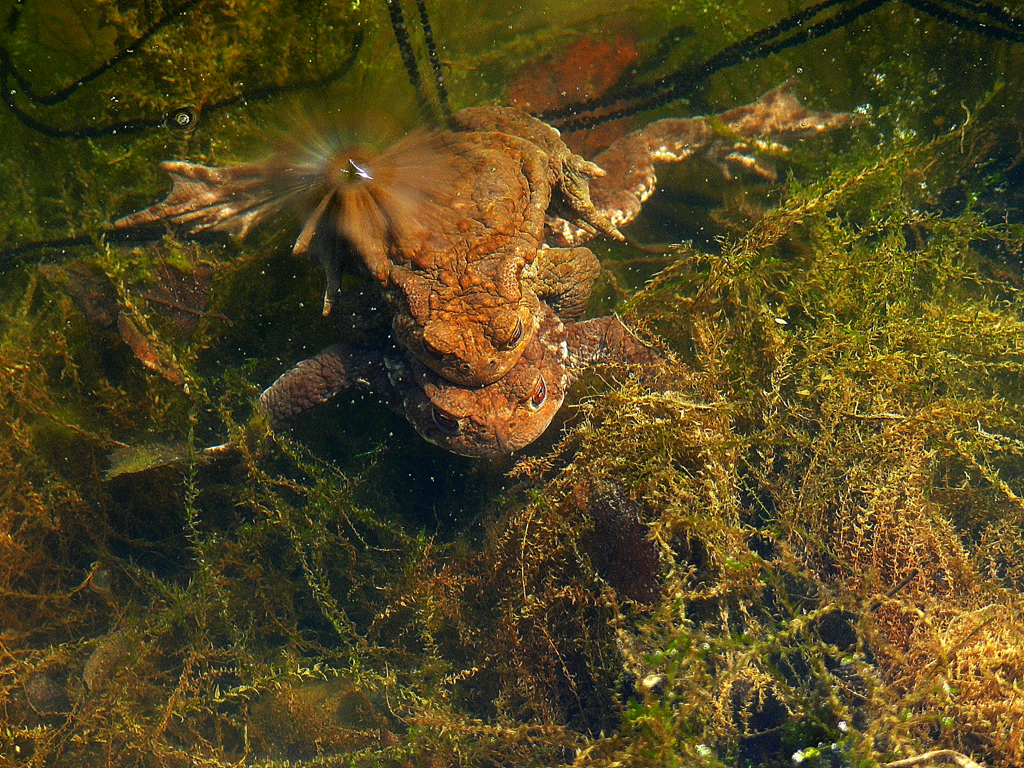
[4,1,1024,767]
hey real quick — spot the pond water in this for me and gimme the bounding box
[2,1,1024,766]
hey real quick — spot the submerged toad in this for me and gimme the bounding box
[259,302,659,457]
[114,82,853,388]
[116,110,615,387]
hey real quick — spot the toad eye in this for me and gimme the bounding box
[431,406,460,433]
[422,338,445,360]
[506,318,524,349]
[529,376,547,409]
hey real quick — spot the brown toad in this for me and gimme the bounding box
[259,301,659,457]
[114,82,852,389]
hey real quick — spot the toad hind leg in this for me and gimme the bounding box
[259,345,393,429]
[550,81,857,245]
[566,316,663,383]
[591,81,856,233]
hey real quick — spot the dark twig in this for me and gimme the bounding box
[2,0,205,108]
[0,229,200,274]
[904,0,1024,42]
[545,0,886,132]
[543,0,1024,132]
[0,235,97,270]
[0,32,364,140]
[384,0,437,124]
[414,0,453,124]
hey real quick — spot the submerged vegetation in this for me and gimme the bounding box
[4,1,1024,767]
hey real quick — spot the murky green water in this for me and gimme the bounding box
[3,1,1024,766]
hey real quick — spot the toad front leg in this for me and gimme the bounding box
[531,246,601,322]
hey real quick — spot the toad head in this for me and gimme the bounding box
[400,303,569,455]
[389,259,541,387]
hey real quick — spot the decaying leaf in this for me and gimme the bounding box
[139,266,213,337]
[104,442,191,479]
[116,313,186,387]
[39,258,120,329]
[133,245,223,337]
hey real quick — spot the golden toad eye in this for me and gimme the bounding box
[530,376,547,408]
[423,338,445,360]
[431,406,460,433]
[507,318,524,348]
